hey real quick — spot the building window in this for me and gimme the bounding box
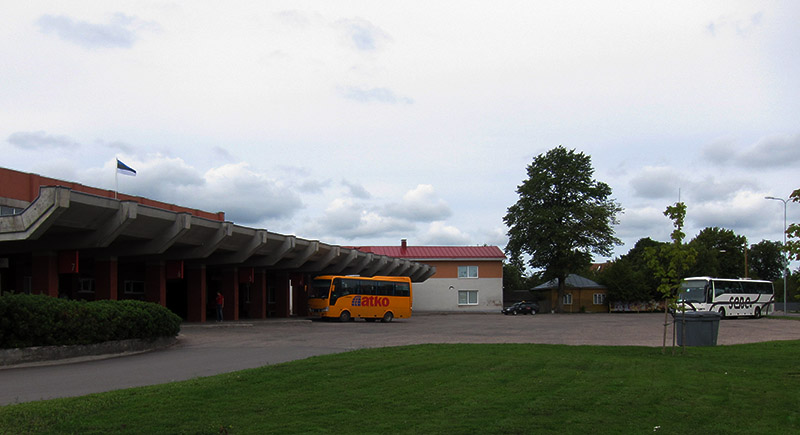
[593,293,606,305]
[458,290,479,305]
[0,205,23,216]
[78,278,95,294]
[457,265,478,278]
[124,280,145,295]
[563,293,573,305]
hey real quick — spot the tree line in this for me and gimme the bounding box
[503,146,799,311]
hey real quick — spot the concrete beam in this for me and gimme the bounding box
[0,186,70,241]
[251,236,295,267]
[186,222,233,258]
[378,258,401,276]
[328,249,358,274]
[395,261,414,277]
[300,245,339,272]
[213,230,268,264]
[129,213,192,255]
[84,201,138,247]
[341,252,373,276]
[283,241,319,269]
[363,256,388,276]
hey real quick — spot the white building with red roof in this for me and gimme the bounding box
[355,240,506,312]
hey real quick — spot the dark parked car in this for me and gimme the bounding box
[502,301,538,315]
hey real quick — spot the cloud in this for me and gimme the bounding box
[99,139,135,154]
[192,163,304,223]
[690,191,768,233]
[297,179,330,194]
[419,222,472,245]
[706,12,764,38]
[8,131,80,149]
[736,134,800,168]
[702,134,800,168]
[312,198,413,239]
[385,184,452,222]
[339,86,414,104]
[336,17,391,51]
[36,13,157,49]
[274,10,314,27]
[212,146,235,162]
[342,179,371,199]
[83,157,302,224]
[629,167,681,200]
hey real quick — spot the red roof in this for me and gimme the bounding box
[354,245,505,260]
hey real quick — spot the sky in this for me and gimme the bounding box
[3,1,800,268]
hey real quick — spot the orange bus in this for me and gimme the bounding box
[308,275,412,322]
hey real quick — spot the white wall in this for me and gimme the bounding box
[413,277,503,313]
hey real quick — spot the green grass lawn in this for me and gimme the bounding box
[1,342,799,434]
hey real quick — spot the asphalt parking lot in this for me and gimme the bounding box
[1,312,799,405]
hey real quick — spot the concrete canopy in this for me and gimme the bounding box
[0,186,436,282]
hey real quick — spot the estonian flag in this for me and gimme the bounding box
[116,159,137,176]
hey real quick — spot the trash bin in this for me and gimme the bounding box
[673,311,721,346]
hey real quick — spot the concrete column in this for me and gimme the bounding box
[186,265,206,322]
[251,269,267,319]
[221,267,239,321]
[290,273,309,317]
[268,271,290,318]
[95,257,118,301]
[32,252,58,297]
[146,261,166,306]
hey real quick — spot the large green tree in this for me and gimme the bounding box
[504,146,622,313]
[599,237,664,303]
[688,227,747,278]
[748,240,786,281]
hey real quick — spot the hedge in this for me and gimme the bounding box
[0,294,182,349]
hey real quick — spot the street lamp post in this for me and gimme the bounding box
[765,196,788,313]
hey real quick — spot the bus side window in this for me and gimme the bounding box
[715,283,724,298]
[377,282,393,296]
[361,282,375,295]
[397,283,410,297]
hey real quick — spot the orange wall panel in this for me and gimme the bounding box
[417,260,503,279]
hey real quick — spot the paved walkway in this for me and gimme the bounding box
[1,313,798,405]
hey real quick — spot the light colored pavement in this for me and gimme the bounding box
[1,313,798,406]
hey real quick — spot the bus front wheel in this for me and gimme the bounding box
[339,311,351,322]
[381,312,394,323]
[718,308,726,319]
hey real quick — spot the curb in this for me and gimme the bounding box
[0,336,178,369]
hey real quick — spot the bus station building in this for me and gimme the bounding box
[0,167,436,321]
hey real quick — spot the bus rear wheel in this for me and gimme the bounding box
[381,312,394,323]
[753,307,762,319]
[339,311,351,322]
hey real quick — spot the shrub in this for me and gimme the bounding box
[0,294,181,349]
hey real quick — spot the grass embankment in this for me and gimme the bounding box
[1,342,799,434]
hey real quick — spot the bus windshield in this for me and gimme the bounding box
[678,280,707,303]
[310,278,332,299]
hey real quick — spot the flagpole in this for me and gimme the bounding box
[114,158,119,199]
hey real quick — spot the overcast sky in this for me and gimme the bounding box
[3,1,799,267]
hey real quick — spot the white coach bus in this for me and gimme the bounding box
[677,277,774,319]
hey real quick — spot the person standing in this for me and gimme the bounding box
[215,292,224,322]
